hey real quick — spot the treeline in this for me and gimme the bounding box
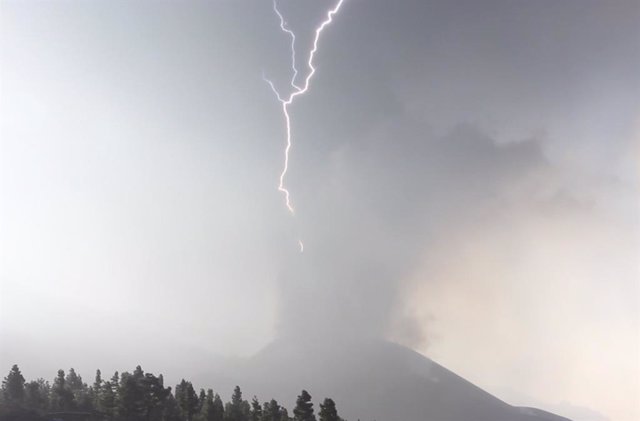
[0,364,343,421]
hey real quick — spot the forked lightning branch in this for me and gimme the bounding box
[264,0,345,252]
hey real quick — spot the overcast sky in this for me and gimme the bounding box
[1,1,638,421]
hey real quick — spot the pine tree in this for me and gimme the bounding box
[24,379,49,411]
[92,369,103,410]
[100,380,116,418]
[109,370,120,417]
[231,386,242,407]
[279,407,289,421]
[197,389,221,421]
[65,368,83,392]
[66,368,92,410]
[1,364,25,404]
[262,399,281,421]
[51,369,75,411]
[111,371,120,389]
[176,379,199,421]
[133,366,144,379]
[162,393,184,421]
[141,372,171,421]
[117,371,135,419]
[250,396,262,421]
[224,386,248,421]
[198,388,206,414]
[318,399,339,421]
[293,390,315,421]
[212,393,224,421]
[118,370,147,420]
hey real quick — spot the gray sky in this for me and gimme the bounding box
[1,1,638,420]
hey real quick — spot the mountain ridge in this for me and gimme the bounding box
[194,338,572,421]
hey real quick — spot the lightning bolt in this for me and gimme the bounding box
[265,0,345,221]
[272,2,300,90]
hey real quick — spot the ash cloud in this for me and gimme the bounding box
[270,0,638,364]
[277,119,552,344]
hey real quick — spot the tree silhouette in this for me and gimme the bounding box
[92,369,103,410]
[318,398,339,421]
[212,392,225,421]
[176,379,199,421]
[51,369,75,411]
[225,386,248,421]
[0,364,355,421]
[263,399,281,421]
[250,396,262,421]
[1,364,25,404]
[24,379,49,411]
[293,390,315,421]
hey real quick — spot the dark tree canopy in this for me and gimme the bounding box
[0,365,344,421]
[263,399,281,421]
[1,365,25,404]
[250,396,262,421]
[212,392,225,421]
[24,379,49,411]
[293,390,315,421]
[318,398,339,421]
[176,379,199,421]
[51,369,75,411]
[225,385,249,421]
